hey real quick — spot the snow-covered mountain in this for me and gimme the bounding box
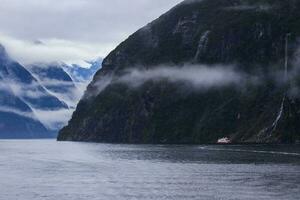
[64,58,102,83]
[0,44,101,138]
[0,44,66,138]
[27,60,102,107]
[28,63,81,109]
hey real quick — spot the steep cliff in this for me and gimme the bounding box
[58,0,300,143]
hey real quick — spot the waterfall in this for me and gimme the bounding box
[268,34,290,134]
[194,30,211,61]
[271,96,285,132]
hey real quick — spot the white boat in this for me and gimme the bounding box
[217,137,231,144]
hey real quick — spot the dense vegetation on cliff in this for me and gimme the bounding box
[58,0,300,143]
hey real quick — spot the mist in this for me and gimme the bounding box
[87,64,254,98]
[87,61,300,99]
[118,65,244,88]
[0,34,103,66]
[0,78,77,129]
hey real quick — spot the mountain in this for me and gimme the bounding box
[0,44,64,138]
[64,59,102,83]
[58,0,300,144]
[28,63,81,109]
[0,74,51,138]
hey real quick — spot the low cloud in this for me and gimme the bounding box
[36,79,76,87]
[0,33,106,66]
[0,79,46,99]
[0,106,35,120]
[44,83,85,108]
[1,68,86,108]
[0,105,73,130]
[0,77,78,129]
[85,76,113,99]
[7,81,48,99]
[32,108,74,130]
[28,75,88,108]
[118,65,244,88]
[88,65,252,98]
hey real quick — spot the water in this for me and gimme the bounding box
[0,140,299,200]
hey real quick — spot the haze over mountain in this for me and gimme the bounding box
[0,44,65,137]
[0,44,100,138]
[59,0,300,144]
[28,61,101,109]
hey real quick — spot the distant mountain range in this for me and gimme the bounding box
[0,44,101,138]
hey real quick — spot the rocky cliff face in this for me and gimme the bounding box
[58,0,300,144]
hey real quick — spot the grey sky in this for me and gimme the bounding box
[0,0,182,65]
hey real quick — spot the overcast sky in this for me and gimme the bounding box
[0,0,182,66]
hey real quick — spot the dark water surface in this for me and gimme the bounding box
[0,140,299,200]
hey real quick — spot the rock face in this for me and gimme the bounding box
[58,0,300,144]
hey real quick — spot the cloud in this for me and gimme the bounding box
[0,0,182,42]
[0,81,11,92]
[0,79,48,99]
[4,80,47,99]
[0,0,182,64]
[85,75,113,99]
[1,67,85,128]
[32,108,74,130]
[0,33,106,66]
[0,106,35,120]
[1,81,76,129]
[0,105,73,130]
[118,65,244,88]
[87,64,253,98]
[35,78,76,87]
[39,79,85,108]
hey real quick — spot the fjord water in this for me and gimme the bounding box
[0,140,299,200]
